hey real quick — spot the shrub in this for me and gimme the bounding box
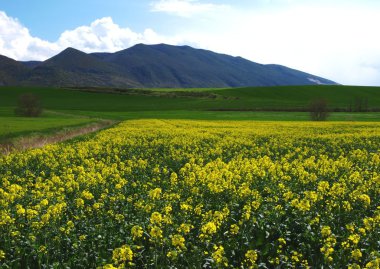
[14,93,43,117]
[309,98,329,121]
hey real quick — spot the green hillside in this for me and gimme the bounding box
[211,85,380,110]
[1,85,379,113]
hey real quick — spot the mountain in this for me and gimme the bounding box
[20,61,42,69]
[0,55,30,86]
[24,48,140,87]
[0,44,337,87]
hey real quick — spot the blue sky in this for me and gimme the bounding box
[1,0,380,86]
[2,1,153,40]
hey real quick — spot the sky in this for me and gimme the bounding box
[1,0,380,86]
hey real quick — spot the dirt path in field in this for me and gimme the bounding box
[0,120,117,155]
[44,110,102,119]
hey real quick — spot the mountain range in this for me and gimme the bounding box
[0,44,337,88]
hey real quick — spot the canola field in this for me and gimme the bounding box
[1,119,380,268]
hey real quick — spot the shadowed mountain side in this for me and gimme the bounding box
[24,48,141,87]
[0,44,337,88]
[0,55,30,86]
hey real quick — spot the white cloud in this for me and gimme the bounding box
[174,4,380,85]
[0,12,179,61]
[150,0,228,17]
[0,11,59,60]
[56,17,202,53]
[57,17,167,53]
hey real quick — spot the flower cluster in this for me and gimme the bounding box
[0,120,379,268]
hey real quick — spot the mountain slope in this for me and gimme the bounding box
[94,44,336,87]
[20,61,42,69]
[0,55,30,86]
[1,44,337,87]
[25,48,141,87]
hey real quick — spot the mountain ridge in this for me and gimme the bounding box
[0,43,337,88]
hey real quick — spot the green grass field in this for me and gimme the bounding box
[1,85,380,113]
[0,106,96,142]
[71,110,380,122]
[0,116,95,141]
[1,85,380,142]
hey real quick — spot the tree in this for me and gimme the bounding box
[14,93,43,117]
[309,98,329,121]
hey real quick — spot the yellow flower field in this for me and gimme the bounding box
[1,120,380,268]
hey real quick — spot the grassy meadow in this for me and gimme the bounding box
[0,111,95,141]
[1,85,380,114]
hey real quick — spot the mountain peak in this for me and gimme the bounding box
[57,47,87,57]
[63,47,83,52]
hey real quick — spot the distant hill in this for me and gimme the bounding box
[20,61,42,69]
[0,44,337,87]
[0,55,30,86]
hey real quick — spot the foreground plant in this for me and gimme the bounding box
[0,120,379,268]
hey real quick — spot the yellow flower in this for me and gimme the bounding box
[351,249,362,261]
[291,251,302,263]
[359,194,371,206]
[81,190,94,200]
[164,205,172,214]
[0,250,5,260]
[148,188,162,200]
[180,203,192,212]
[245,249,258,264]
[149,226,163,239]
[150,212,163,225]
[131,225,144,240]
[16,204,26,215]
[212,245,228,266]
[40,199,49,206]
[363,218,375,231]
[348,263,361,269]
[201,222,217,235]
[178,223,193,234]
[93,202,103,210]
[317,181,330,193]
[79,235,87,241]
[348,234,360,245]
[112,245,133,265]
[171,234,186,250]
[278,237,286,245]
[38,245,47,254]
[170,172,178,185]
[321,226,332,238]
[365,258,380,269]
[346,224,355,233]
[76,198,85,208]
[167,250,178,260]
[67,220,74,229]
[230,224,239,235]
